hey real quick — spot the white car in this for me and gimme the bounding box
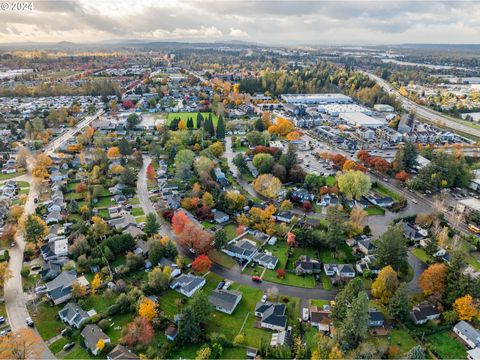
[223,281,232,290]
[302,308,309,321]
[261,294,267,303]
[411,199,418,204]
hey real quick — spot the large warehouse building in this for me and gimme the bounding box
[339,112,384,128]
[280,93,352,105]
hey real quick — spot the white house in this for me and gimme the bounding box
[453,321,480,349]
[169,274,206,297]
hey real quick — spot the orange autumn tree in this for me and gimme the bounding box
[191,255,212,273]
[454,294,479,321]
[146,163,156,183]
[287,232,296,247]
[268,117,295,136]
[418,263,447,300]
[107,146,121,159]
[138,298,158,321]
[171,211,191,235]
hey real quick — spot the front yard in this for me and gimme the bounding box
[426,330,467,359]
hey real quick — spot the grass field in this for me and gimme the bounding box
[31,301,65,340]
[309,299,330,308]
[49,337,69,354]
[0,170,25,180]
[208,249,237,269]
[390,328,417,354]
[167,112,218,128]
[373,182,402,201]
[426,331,467,359]
[411,248,432,263]
[223,223,237,240]
[366,206,385,216]
[262,270,316,288]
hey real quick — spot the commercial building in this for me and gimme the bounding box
[280,93,352,105]
[339,112,384,128]
[320,103,373,116]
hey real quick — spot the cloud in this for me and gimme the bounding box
[0,0,479,44]
[229,28,248,38]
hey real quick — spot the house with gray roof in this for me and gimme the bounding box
[170,273,205,297]
[255,302,287,331]
[81,324,111,355]
[107,345,139,360]
[46,270,77,305]
[411,304,440,325]
[209,289,242,314]
[223,238,258,261]
[59,302,94,328]
[453,321,480,349]
[253,252,279,270]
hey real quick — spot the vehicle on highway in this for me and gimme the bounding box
[468,224,480,234]
[411,199,418,204]
[251,276,262,283]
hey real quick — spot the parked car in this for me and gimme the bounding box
[223,281,232,289]
[261,294,267,303]
[26,317,34,327]
[0,316,5,324]
[31,265,41,271]
[63,343,75,351]
[251,276,262,283]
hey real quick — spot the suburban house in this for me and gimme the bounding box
[411,304,441,325]
[158,258,181,278]
[209,289,242,314]
[45,270,78,305]
[107,345,139,360]
[170,274,206,297]
[357,239,376,255]
[364,194,394,208]
[270,330,292,347]
[253,252,279,269]
[309,306,331,332]
[40,260,64,281]
[274,211,294,224]
[255,302,288,331]
[223,238,258,262]
[368,309,385,327]
[335,264,356,278]
[41,238,68,260]
[58,302,94,328]
[81,324,111,355]
[213,168,229,188]
[453,321,480,349]
[212,209,230,224]
[356,262,370,274]
[403,223,426,241]
[323,264,337,276]
[165,325,179,341]
[294,256,322,274]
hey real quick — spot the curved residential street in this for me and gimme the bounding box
[3,174,55,359]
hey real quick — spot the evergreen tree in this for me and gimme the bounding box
[374,224,408,274]
[255,117,265,131]
[331,278,364,326]
[216,115,226,139]
[178,292,212,344]
[214,229,228,250]
[279,144,297,172]
[144,213,160,236]
[204,115,215,137]
[197,112,204,129]
[336,291,369,350]
[68,200,79,214]
[388,283,410,322]
[187,117,194,129]
[324,207,347,250]
[119,138,132,156]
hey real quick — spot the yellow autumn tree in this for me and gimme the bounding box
[454,294,479,321]
[178,120,187,130]
[371,266,399,303]
[91,273,101,295]
[138,298,157,321]
[96,338,105,353]
[252,174,282,199]
[107,146,121,158]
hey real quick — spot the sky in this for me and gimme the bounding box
[0,0,479,45]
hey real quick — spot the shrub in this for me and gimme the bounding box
[98,319,110,331]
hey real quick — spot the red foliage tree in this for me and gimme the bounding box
[146,163,156,183]
[122,100,134,109]
[330,154,347,168]
[253,146,279,156]
[179,222,213,254]
[277,269,286,279]
[75,182,87,193]
[355,163,368,172]
[195,205,213,221]
[356,150,370,162]
[287,232,296,247]
[236,225,246,236]
[302,201,313,212]
[395,170,409,182]
[121,316,154,347]
[162,210,173,222]
[191,255,212,273]
[370,157,391,173]
[171,211,190,235]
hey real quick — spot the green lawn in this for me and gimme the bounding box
[63,344,97,359]
[66,182,79,191]
[309,299,330,308]
[128,197,140,205]
[97,209,109,218]
[319,244,356,264]
[82,291,117,313]
[373,182,402,202]
[167,112,218,128]
[19,188,29,195]
[22,266,39,291]
[65,192,85,201]
[262,269,316,288]
[366,206,385,216]
[104,312,134,344]
[135,215,147,223]
[411,248,432,263]
[16,181,30,188]
[320,273,333,290]
[426,331,467,359]
[30,301,65,340]
[208,249,237,269]
[49,337,69,354]
[390,328,418,354]
[93,196,112,208]
[223,223,237,240]
[221,347,248,359]
[202,221,215,229]
[131,207,144,217]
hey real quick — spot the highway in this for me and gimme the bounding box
[362,71,480,139]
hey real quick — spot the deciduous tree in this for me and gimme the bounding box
[454,294,479,321]
[121,316,154,346]
[138,298,158,321]
[371,266,399,303]
[191,255,212,273]
[337,170,371,200]
[419,263,447,300]
[252,174,282,199]
[172,211,191,235]
[23,214,48,247]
